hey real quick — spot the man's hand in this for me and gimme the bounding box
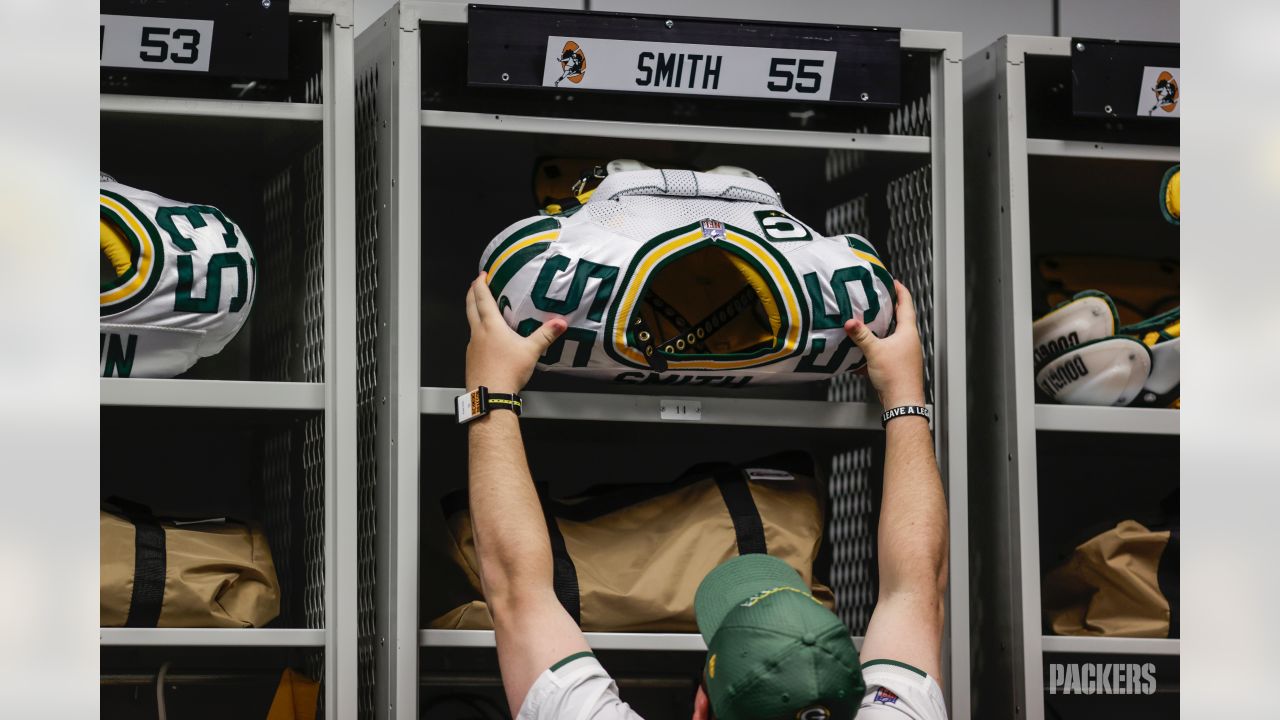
[465,272,567,394]
[843,280,926,409]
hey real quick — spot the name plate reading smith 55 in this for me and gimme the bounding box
[543,37,837,102]
[469,6,901,107]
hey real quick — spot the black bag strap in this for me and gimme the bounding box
[536,484,581,625]
[106,497,166,628]
[714,470,768,556]
[1158,528,1179,638]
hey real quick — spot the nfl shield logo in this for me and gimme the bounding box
[873,688,899,705]
[700,218,727,241]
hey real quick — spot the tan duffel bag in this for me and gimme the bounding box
[101,501,281,628]
[1043,518,1179,638]
[429,452,834,632]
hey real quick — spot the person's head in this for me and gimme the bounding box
[692,554,865,720]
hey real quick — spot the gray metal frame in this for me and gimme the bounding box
[963,34,1180,720]
[98,2,359,716]
[359,5,968,717]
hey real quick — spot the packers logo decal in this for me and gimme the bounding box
[99,190,165,317]
[1150,71,1178,114]
[555,40,587,86]
[797,706,831,720]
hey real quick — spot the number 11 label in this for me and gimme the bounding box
[101,14,214,73]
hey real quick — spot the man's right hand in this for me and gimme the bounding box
[843,280,926,409]
[465,272,567,395]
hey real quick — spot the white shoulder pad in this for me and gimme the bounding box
[1032,291,1118,367]
[1036,337,1152,406]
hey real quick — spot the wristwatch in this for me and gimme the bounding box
[455,386,524,424]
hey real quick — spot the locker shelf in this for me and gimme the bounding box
[420,387,890,430]
[421,629,867,653]
[1026,139,1178,162]
[101,94,323,122]
[99,628,326,647]
[101,378,325,410]
[1034,404,1179,435]
[420,110,932,153]
[1041,636,1179,656]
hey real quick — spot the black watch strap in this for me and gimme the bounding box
[486,392,523,416]
[456,386,523,424]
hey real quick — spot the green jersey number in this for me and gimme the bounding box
[155,205,250,314]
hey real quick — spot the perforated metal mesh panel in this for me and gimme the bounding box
[889,95,931,137]
[827,446,877,633]
[300,144,327,632]
[355,66,382,720]
[255,143,328,712]
[884,166,935,404]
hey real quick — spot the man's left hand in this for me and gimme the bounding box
[465,272,567,394]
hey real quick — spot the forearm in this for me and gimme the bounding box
[877,413,949,603]
[467,411,555,607]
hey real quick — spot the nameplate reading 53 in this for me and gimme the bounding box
[101,14,214,73]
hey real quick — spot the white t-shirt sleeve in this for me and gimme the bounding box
[517,652,647,720]
[856,660,949,720]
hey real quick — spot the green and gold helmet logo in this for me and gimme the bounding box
[797,706,831,720]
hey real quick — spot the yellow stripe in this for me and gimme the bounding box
[614,230,802,370]
[851,248,886,270]
[485,230,559,285]
[99,195,155,306]
[613,230,705,361]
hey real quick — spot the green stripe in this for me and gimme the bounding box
[488,242,552,299]
[549,651,595,672]
[861,658,927,677]
[482,217,560,274]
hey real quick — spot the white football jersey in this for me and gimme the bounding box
[100,178,257,378]
[480,169,895,385]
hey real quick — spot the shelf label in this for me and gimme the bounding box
[469,6,901,106]
[100,0,290,79]
[543,36,837,102]
[659,399,702,421]
[1070,38,1179,120]
[101,15,215,73]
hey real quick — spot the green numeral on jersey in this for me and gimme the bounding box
[804,266,880,330]
[175,253,249,313]
[531,255,619,322]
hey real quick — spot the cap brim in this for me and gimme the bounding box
[694,554,807,645]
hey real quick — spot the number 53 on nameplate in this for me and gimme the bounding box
[101,15,214,72]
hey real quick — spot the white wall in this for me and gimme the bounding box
[354,0,1177,57]
[1058,0,1179,44]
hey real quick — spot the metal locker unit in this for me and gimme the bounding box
[964,35,1180,720]
[356,4,968,717]
[99,1,360,717]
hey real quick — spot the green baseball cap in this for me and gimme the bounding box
[694,554,864,720]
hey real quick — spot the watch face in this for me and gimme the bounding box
[455,389,484,423]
